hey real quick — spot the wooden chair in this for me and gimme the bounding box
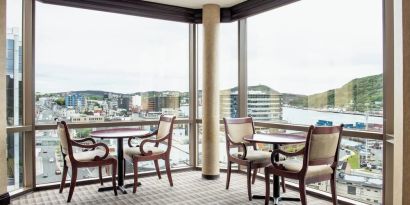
[264,125,344,205]
[224,117,278,201]
[124,115,176,193]
[57,121,118,202]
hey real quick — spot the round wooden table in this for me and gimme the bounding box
[244,133,306,205]
[91,128,149,194]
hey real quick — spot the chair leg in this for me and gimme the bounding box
[67,167,78,203]
[247,165,252,201]
[252,168,257,184]
[165,157,173,187]
[154,160,162,179]
[59,166,68,193]
[264,168,270,205]
[281,176,286,193]
[226,161,232,190]
[133,159,139,193]
[99,166,103,185]
[331,174,338,205]
[299,180,307,205]
[112,162,117,196]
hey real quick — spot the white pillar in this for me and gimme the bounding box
[201,4,220,179]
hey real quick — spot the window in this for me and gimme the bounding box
[35,2,189,125]
[348,186,357,195]
[247,0,383,204]
[6,0,24,192]
[35,2,190,184]
[248,0,383,131]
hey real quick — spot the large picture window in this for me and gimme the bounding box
[248,0,383,204]
[34,2,189,184]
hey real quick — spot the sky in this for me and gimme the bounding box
[7,0,382,95]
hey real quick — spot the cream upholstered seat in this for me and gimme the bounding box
[277,160,333,178]
[124,146,165,157]
[65,149,108,166]
[232,150,271,162]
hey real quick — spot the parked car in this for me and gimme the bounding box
[49,157,55,163]
[55,170,61,175]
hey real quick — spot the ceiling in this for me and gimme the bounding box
[143,0,247,9]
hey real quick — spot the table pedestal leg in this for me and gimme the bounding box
[252,144,300,204]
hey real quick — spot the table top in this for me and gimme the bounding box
[90,128,149,139]
[244,133,306,144]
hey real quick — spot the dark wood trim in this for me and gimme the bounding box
[37,0,196,23]
[37,0,300,23]
[0,192,10,205]
[229,0,300,21]
[202,174,220,180]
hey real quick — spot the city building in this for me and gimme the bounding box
[117,96,130,110]
[65,93,86,113]
[141,92,180,112]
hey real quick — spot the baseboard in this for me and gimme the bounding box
[0,192,10,205]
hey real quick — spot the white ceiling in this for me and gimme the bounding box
[143,0,247,9]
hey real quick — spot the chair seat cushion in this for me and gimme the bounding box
[231,150,271,162]
[65,149,109,166]
[277,160,334,178]
[124,146,165,157]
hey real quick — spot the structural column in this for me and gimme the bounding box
[393,0,410,204]
[202,4,220,179]
[0,0,9,198]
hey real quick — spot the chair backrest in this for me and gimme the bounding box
[156,115,176,141]
[223,117,255,144]
[56,121,73,157]
[304,125,344,167]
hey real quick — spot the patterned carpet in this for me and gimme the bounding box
[12,171,331,205]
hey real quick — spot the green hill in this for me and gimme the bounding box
[286,74,383,112]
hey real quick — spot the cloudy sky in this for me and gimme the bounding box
[8,0,382,95]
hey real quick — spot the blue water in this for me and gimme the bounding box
[282,107,383,126]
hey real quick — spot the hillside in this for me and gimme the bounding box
[286,74,383,112]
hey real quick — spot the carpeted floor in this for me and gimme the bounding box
[11,171,331,205]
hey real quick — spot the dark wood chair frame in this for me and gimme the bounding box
[126,115,176,193]
[264,125,344,205]
[223,117,286,201]
[58,121,118,202]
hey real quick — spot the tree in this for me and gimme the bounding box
[55,98,65,106]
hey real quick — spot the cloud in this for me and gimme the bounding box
[34,0,383,95]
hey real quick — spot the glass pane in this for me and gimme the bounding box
[6,0,23,126]
[36,124,189,185]
[7,132,24,191]
[197,23,239,119]
[35,2,189,124]
[247,0,383,203]
[248,0,383,133]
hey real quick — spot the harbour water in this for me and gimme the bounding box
[282,107,383,126]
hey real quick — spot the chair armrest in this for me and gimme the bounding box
[271,148,305,164]
[226,135,248,160]
[73,137,96,144]
[71,140,110,160]
[127,130,158,147]
[139,134,169,156]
